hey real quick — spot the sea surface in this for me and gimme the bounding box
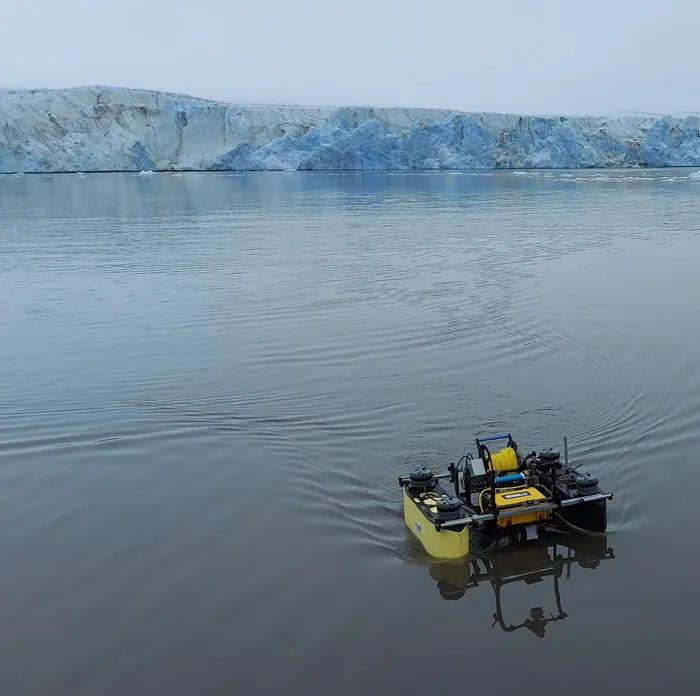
[1,169,699,695]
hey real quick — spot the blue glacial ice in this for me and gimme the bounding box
[1,86,700,173]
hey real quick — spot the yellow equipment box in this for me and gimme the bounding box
[494,487,548,528]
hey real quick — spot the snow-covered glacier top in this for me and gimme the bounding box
[1,86,700,173]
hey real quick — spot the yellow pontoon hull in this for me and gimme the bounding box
[403,488,470,559]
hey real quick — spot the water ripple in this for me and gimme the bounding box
[3,170,700,694]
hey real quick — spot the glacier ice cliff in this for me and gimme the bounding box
[2,86,700,173]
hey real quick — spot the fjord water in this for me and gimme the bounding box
[1,170,699,694]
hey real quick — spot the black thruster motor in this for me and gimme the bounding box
[408,467,435,493]
[538,448,561,467]
[435,495,463,522]
[571,473,599,490]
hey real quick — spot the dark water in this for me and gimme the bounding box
[1,169,700,695]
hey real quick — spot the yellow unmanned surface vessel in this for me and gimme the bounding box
[399,432,613,559]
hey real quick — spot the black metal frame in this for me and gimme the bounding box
[471,432,560,520]
[407,431,613,533]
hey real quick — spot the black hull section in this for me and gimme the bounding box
[557,497,607,533]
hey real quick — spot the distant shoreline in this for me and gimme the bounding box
[2,86,700,174]
[3,167,700,177]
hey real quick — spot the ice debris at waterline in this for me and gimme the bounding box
[3,86,700,173]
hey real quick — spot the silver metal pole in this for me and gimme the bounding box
[437,492,612,529]
[560,492,611,506]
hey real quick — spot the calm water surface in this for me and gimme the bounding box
[1,170,699,694]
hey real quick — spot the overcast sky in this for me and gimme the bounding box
[0,0,696,115]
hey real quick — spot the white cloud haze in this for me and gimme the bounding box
[0,0,697,115]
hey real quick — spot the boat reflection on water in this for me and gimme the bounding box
[428,530,615,638]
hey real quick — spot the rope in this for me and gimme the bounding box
[488,446,519,472]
